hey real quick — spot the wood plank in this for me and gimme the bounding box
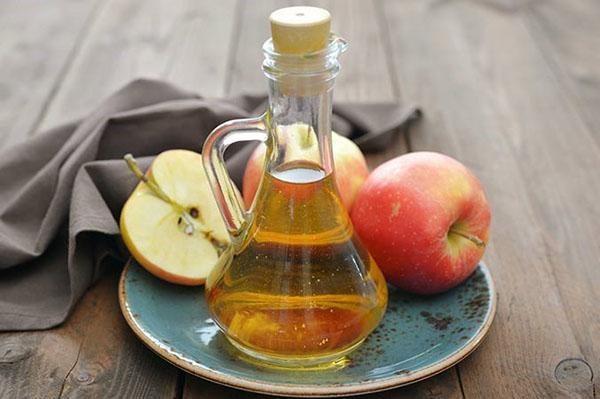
[461,1,600,395]
[0,269,179,399]
[37,0,237,131]
[0,0,103,150]
[224,0,291,94]
[382,0,596,397]
[328,0,396,102]
[184,1,461,397]
[522,0,600,144]
[497,0,600,391]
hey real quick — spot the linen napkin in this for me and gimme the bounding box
[0,79,420,331]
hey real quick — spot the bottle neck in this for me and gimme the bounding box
[265,79,335,176]
[261,35,347,179]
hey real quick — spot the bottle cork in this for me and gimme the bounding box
[270,6,331,54]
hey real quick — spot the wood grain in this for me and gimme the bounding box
[522,0,600,144]
[0,269,179,399]
[224,0,290,94]
[382,0,596,397]
[504,0,600,392]
[37,0,237,131]
[0,0,103,150]
[328,0,396,102]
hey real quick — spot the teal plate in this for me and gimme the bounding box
[119,261,496,397]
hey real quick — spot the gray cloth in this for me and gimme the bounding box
[0,79,420,331]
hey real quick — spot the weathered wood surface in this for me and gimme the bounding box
[0,269,180,399]
[38,0,237,130]
[0,0,103,150]
[1,0,599,397]
[382,1,597,397]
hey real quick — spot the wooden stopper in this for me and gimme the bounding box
[270,6,331,54]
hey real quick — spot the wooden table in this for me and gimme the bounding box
[1,0,598,397]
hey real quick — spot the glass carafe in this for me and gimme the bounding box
[202,35,388,368]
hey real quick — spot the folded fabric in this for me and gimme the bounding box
[0,79,421,331]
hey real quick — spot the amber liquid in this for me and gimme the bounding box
[206,161,388,367]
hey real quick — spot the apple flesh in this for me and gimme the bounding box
[242,125,369,211]
[351,152,491,295]
[120,150,229,286]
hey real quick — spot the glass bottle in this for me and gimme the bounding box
[202,19,387,368]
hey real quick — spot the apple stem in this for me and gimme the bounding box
[124,154,173,205]
[448,228,486,248]
[123,154,229,252]
[124,154,196,233]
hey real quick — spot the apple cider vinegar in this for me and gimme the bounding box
[201,7,388,368]
[206,160,387,366]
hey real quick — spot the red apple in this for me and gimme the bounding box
[243,126,369,211]
[351,152,491,295]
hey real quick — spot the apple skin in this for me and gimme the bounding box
[243,131,369,211]
[351,152,491,295]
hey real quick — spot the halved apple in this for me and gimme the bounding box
[120,150,229,285]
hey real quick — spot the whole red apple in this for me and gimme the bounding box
[243,127,369,211]
[351,152,491,295]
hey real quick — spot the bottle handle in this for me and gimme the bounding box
[202,113,268,252]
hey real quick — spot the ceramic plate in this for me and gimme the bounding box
[119,261,496,397]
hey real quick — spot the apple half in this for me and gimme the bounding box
[120,150,229,285]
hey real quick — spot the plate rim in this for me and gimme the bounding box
[119,260,497,397]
